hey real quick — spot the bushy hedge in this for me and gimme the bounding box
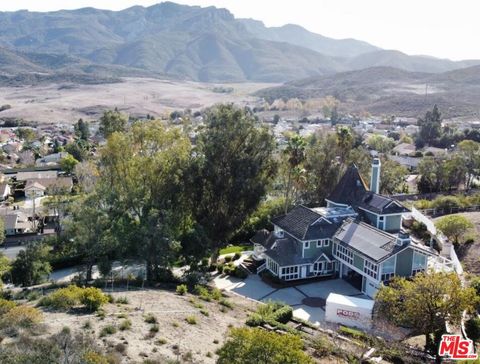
[39,285,108,312]
[246,301,293,330]
[270,305,293,324]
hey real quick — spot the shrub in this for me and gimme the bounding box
[185,316,197,325]
[216,263,224,273]
[115,296,129,304]
[83,351,110,364]
[219,298,233,309]
[431,196,463,210]
[119,319,132,331]
[150,324,159,333]
[40,285,82,310]
[466,317,480,344]
[115,342,127,354]
[194,285,211,301]
[1,305,43,328]
[26,291,41,301]
[211,288,222,301]
[232,253,241,261]
[0,298,16,315]
[246,313,263,327]
[200,309,209,316]
[176,284,188,295]
[144,313,157,324]
[233,266,248,279]
[246,302,292,327]
[80,287,109,312]
[223,263,236,275]
[312,335,334,357]
[99,325,116,337]
[270,305,293,324]
[217,327,311,363]
[155,338,167,345]
[208,263,217,272]
[224,256,233,263]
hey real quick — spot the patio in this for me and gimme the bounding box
[214,274,370,325]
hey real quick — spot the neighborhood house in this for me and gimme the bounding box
[252,158,446,298]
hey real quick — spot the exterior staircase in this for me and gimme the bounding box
[241,258,265,274]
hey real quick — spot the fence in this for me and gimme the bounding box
[416,204,480,217]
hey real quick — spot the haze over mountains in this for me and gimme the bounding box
[0,1,479,84]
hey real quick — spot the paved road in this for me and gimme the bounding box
[1,244,25,260]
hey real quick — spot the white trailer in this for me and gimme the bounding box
[325,293,374,330]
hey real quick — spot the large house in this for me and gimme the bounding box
[252,158,440,298]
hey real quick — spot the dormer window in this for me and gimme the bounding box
[317,240,322,248]
[304,241,310,249]
[274,226,284,238]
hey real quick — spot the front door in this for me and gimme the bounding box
[301,266,307,279]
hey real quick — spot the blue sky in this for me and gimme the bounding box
[1,0,478,61]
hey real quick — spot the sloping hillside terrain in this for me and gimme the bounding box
[257,66,480,117]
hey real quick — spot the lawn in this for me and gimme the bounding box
[219,244,251,255]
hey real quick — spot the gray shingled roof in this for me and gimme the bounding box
[264,236,327,266]
[271,205,339,241]
[334,218,406,262]
[327,165,409,215]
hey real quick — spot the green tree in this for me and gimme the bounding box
[217,327,313,364]
[0,252,10,288]
[11,243,51,286]
[15,128,36,144]
[283,134,307,213]
[191,104,276,259]
[367,134,395,153]
[304,134,342,204]
[66,194,114,282]
[98,109,128,138]
[335,126,354,163]
[417,104,442,147]
[74,118,90,141]
[64,142,87,162]
[99,121,191,281]
[435,214,474,244]
[59,153,79,174]
[458,140,480,189]
[375,271,478,357]
[379,158,408,195]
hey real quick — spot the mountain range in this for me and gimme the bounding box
[0,2,479,83]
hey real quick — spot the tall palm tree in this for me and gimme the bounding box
[283,134,307,213]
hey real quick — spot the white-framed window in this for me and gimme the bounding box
[381,255,395,281]
[412,251,427,276]
[281,266,299,280]
[363,259,378,280]
[313,262,324,271]
[334,243,353,265]
[316,240,322,248]
[324,239,330,247]
[304,241,310,249]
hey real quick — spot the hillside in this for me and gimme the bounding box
[0,2,478,83]
[257,66,480,117]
